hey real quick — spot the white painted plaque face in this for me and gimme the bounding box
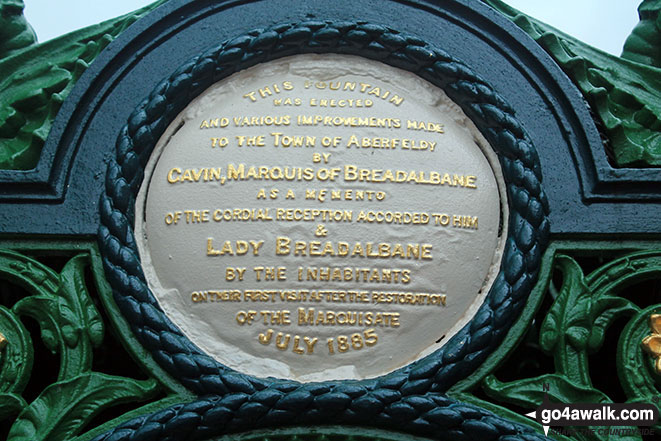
[135,54,508,382]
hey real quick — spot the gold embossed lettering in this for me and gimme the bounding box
[292,336,305,354]
[258,329,273,344]
[275,332,291,350]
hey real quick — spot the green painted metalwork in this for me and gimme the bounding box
[449,242,661,440]
[0,246,169,440]
[0,303,32,421]
[0,0,167,170]
[0,0,36,59]
[622,0,661,67]
[483,0,661,167]
[0,240,195,440]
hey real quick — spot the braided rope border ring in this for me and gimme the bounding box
[92,392,553,441]
[99,20,550,397]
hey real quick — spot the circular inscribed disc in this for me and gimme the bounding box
[135,54,508,382]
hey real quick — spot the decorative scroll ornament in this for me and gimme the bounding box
[0,250,158,440]
[483,0,661,167]
[0,0,168,170]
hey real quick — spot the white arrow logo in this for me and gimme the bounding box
[526,411,550,436]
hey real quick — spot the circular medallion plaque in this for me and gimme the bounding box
[95,17,552,441]
[135,55,507,381]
